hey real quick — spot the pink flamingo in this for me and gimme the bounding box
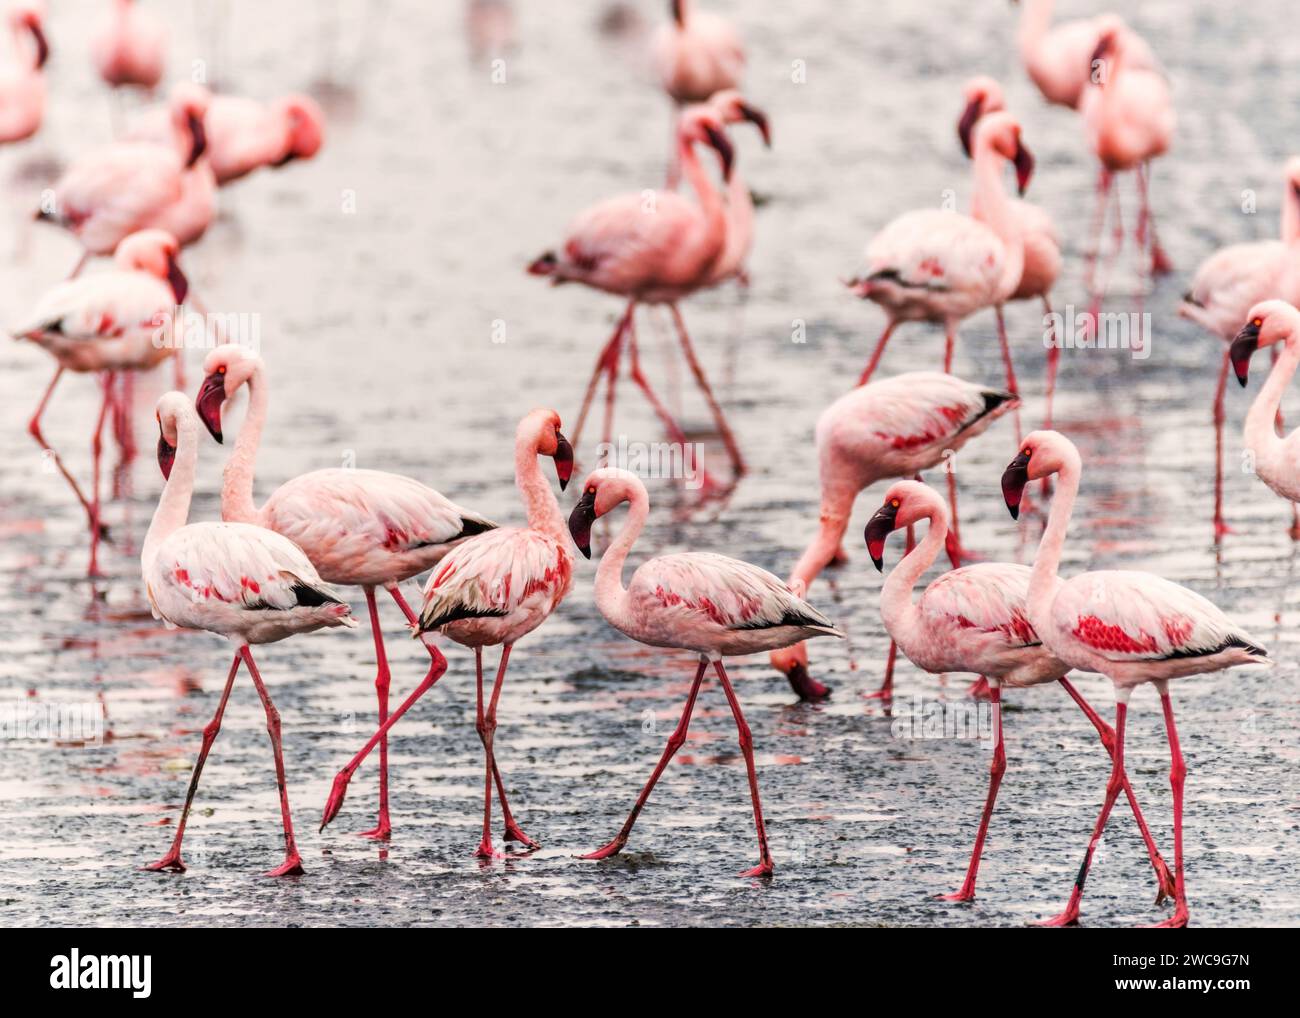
[12,228,188,574]
[1014,0,1155,110]
[132,92,326,186]
[567,467,841,877]
[194,344,499,840]
[958,78,1064,428]
[768,370,1019,700]
[320,408,575,858]
[529,105,745,479]
[1002,430,1268,927]
[0,1,48,144]
[91,0,164,92]
[698,90,768,287]
[1180,161,1300,540]
[40,83,214,266]
[865,479,1174,904]
[142,392,357,876]
[848,111,1034,427]
[1080,15,1175,292]
[652,0,744,106]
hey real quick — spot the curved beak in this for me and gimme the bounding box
[166,252,188,304]
[737,102,771,147]
[703,123,734,182]
[553,430,574,490]
[567,488,598,559]
[957,96,982,158]
[195,372,226,443]
[864,502,900,572]
[28,21,48,69]
[1013,137,1035,196]
[1230,321,1262,387]
[1001,449,1031,520]
[186,112,207,168]
[157,423,176,480]
[671,0,684,27]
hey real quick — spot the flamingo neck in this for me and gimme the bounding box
[1017,0,1054,59]
[594,488,649,632]
[971,143,1024,297]
[143,416,199,573]
[1244,339,1300,467]
[679,134,725,238]
[516,437,565,544]
[221,369,266,525]
[1027,460,1078,635]
[880,505,949,648]
[787,480,857,595]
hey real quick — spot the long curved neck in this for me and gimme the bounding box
[221,371,266,524]
[1027,461,1078,634]
[880,507,948,646]
[1017,0,1053,58]
[143,420,199,572]
[594,488,649,632]
[1245,339,1300,464]
[971,143,1024,296]
[788,479,856,595]
[516,439,565,543]
[680,135,725,234]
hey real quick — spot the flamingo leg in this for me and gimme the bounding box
[1083,167,1112,294]
[857,320,897,386]
[1137,162,1173,276]
[474,644,513,859]
[625,313,693,449]
[1150,684,1189,927]
[868,524,914,700]
[602,314,624,453]
[669,303,747,477]
[28,366,108,541]
[995,305,1023,446]
[570,299,635,455]
[240,646,305,877]
[943,319,957,374]
[1213,348,1232,541]
[1088,179,1125,324]
[945,466,964,568]
[712,660,774,877]
[143,651,241,873]
[358,587,392,841]
[937,680,1006,901]
[1037,697,1129,926]
[88,371,114,577]
[581,659,707,861]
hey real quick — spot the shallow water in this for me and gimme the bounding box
[0,0,1297,927]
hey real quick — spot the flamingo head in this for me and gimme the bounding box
[196,344,263,443]
[522,407,574,490]
[272,94,326,166]
[567,467,645,559]
[1088,15,1127,85]
[10,3,48,69]
[1002,430,1080,519]
[864,480,947,571]
[709,90,771,147]
[957,76,1004,157]
[1232,300,1300,386]
[155,392,192,480]
[169,83,211,168]
[671,0,685,28]
[678,106,735,181]
[973,110,1033,196]
[115,229,186,302]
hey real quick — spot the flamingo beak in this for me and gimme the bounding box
[568,488,598,559]
[1001,449,1032,520]
[195,372,226,443]
[1013,137,1035,196]
[166,253,188,304]
[553,430,574,490]
[1230,320,1262,387]
[186,112,207,167]
[671,0,684,27]
[957,96,982,158]
[28,21,49,69]
[738,102,771,147]
[864,502,900,572]
[157,423,176,480]
[703,123,734,181]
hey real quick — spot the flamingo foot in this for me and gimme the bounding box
[474,837,503,860]
[503,821,540,850]
[739,859,774,878]
[264,854,305,878]
[358,819,391,841]
[142,852,186,873]
[1146,906,1189,928]
[1034,907,1080,928]
[785,662,832,702]
[319,769,354,832]
[1214,521,1235,541]
[1153,859,1177,905]
[862,686,894,702]
[936,888,976,903]
[579,838,626,861]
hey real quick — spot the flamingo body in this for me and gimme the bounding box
[0,2,47,142]
[652,1,744,105]
[92,0,165,90]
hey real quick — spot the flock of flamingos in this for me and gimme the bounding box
[7,0,1297,928]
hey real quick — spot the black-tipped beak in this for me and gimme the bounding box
[1230,321,1262,387]
[864,502,899,572]
[186,112,207,168]
[553,430,574,491]
[1013,138,1035,197]
[738,103,771,147]
[567,488,598,559]
[1002,450,1031,520]
[195,372,226,443]
[703,123,734,181]
[671,0,684,27]
[29,21,48,69]
[957,96,982,158]
[166,252,188,304]
[157,424,176,480]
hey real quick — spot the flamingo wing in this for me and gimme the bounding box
[51,143,182,250]
[1181,240,1285,338]
[12,271,172,342]
[919,563,1040,648]
[555,192,704,289]
[864,209,1003,298]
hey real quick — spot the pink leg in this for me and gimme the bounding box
[570,300,635,454]
[87,372,113,577]
[358,587,392,841]
[625,315,693,449]
[712,661,774,877]
[857,320,897,386]
[27,367,107,541]
[1083,167,1112,294]
[474,644,513,859]
[669,303,746,477]
[995,305,1023,446]
[1037,697,1128,926]
[1213,349,1232,541]
[601,314,624,453]
[241,646,305,877]
[143,652,241,873]
[1150,685,1189,927]
[937,681,1006,901]
[1088,181,1125,324]
[582,659,707,861]
[943,320,957,374]
[1138,162,1173,276]
[945,467,964,568]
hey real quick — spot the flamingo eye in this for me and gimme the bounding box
[1253,318,1263,327]
[890,499,900,508]
[217,365,226,374]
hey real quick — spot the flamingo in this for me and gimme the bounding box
[528,104,744,480]
[847,111,1034,425]
[131,92,326,185]
[768,371,1019,700]
[193,343,499,840]
[0,1,48,144]
[91,0,164,92]
[651,0,743,106]
[319,408,575,858]
[1080,14,1175,294]
[958,77,1064,429]
[39,83,214,267]
[11,228,189,574]
[865,479,1174,904]
[567,467,841,876]
[698,89,768,288]
[141,392,357,877]
[1180,161,1300,540]
[1001,430,1268,927]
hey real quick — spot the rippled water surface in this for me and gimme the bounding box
[1,0,1298,927]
